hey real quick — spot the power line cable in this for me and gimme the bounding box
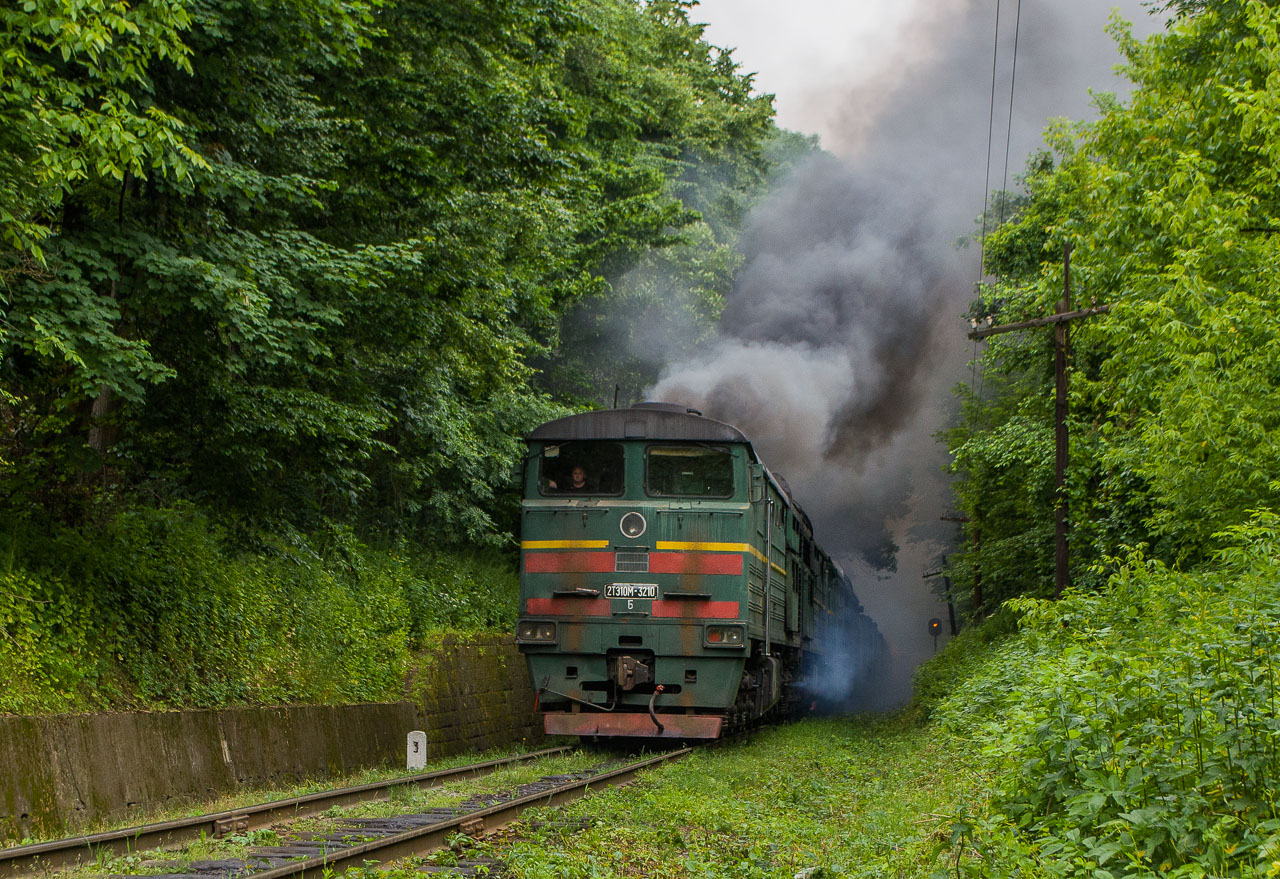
[978,0,1003,279]
[998,0,1024,227]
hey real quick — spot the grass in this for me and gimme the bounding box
[31,712,1001,879]
[362,713,988,879]
[51,716,984,878]
[288,751,607,826]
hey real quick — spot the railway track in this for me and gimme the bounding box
[2,746,690,878]
[1,747,572,877]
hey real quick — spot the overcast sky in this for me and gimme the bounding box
[691,0,1161,159]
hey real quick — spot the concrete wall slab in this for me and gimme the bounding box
[0,634,541,841]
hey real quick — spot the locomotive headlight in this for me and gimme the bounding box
[517,620,557,643]
[704,624,746,648]
[620,511,647,539]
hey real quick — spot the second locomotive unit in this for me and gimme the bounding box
[515,402,881,739]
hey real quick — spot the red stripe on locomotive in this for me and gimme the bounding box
[651,600,739,618]
[525,597,612,615]
[523,551,615,573]
[648,552,743,575]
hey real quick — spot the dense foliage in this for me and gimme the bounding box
[0,505,518,712]
[946,0,1280,611]
[0,0,778,540]
[916,513,1280,878]
[929,10,1280,873]
[0,0,786,710]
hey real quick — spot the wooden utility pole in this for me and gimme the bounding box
[940,515,980,614]
[1053,246,1070,598]
[968,244,1110,598]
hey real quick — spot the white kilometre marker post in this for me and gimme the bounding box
[406,730,427,770]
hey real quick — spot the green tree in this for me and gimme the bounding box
[1,0,785,545]
[537,0,782,405]
[947,1,1280,613]
[0,0,202,260]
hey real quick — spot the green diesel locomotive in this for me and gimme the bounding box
[516,402,882,739]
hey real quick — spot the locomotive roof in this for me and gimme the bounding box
[527,403,750,444]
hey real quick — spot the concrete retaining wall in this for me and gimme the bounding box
[408,633,543,755]
[0,633,541,841]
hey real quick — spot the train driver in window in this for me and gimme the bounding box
[550,464,591,492]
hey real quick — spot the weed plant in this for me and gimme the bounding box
[919,512,1280,878]
[5,743,549,851]
[69,752,603,876]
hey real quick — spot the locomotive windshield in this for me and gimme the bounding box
[538,441,624,496]
[645,444,734,498]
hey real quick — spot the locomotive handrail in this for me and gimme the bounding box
[655,508,745,515]
[764,496,774,657]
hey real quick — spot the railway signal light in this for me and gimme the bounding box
[928,617,942,653]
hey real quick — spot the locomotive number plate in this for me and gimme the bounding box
[606,583,657,599]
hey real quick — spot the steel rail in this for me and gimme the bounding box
[0,746,573,877]
[246,747,692,879]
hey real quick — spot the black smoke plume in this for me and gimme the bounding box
[654,152,965,567]
[651,0,1162,702]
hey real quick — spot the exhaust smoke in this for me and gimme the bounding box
[649,0,1162,706]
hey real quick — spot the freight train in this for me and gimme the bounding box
[515,402,885,739]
